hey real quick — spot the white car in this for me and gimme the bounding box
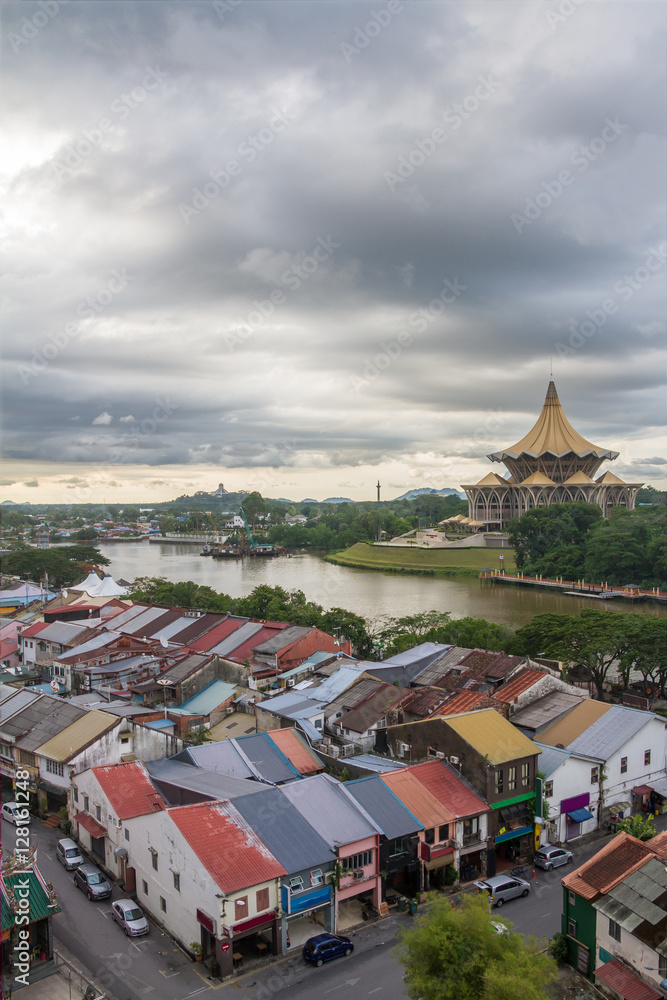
[111,899,150,937]
[1,802,26,825]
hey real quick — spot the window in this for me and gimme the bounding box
[83,795,89,811]
[644,749,651,767]
[521,762,530,787]
[494,769,503,794]
[347,851,372,870]
[424,828,435,845]
[256,887,269,911]
[508,766,517,791]
[18,750,36,767]
[142,880,148,895]
[150,850,158,871]
[620,757,627,774]
[590,767,599,785]
[173,872,180,892]
[608,919,621,942]
[659,955,667,978]
[73,786,79,803]
[463,817,478,838]
[568,891,575,906]
[95,805,101,821]
[438,825,449,843]
[545,780,553,798]
[46,759,65,777]
[160,897,166,913]
[235,896,248,921]
[124,827,129,841]
[289,876,304,893]
[390,838,407,856]
[310,869,324,886]
[567,919,576,937]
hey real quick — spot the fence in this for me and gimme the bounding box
[53,950,105,1000]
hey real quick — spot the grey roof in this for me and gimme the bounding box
[159,653,213,685]
[32,621,89,644]
[297,719,323,743]
[103,605,147,629]
[342,754,406,773]
[384,642,451,668]
[58,630,122,659]
[567,705,659,759]
[370,643,453,685]
[86,654,159,675]
[253,626,312,656]
[412,647,474,687]
[117,606,169,634]
[148,615,193,641]
[235,733,300,784]
[233,787,336,872]
[210,621,263,657]
[312,665,366,704]
[0,688,41,724]
[511,691,584,731]
[533,743,571,778]
[280,773,380,848]
[594,858,667,932]
[345,776,422,839]
[177,741,255,779]
[146,758,266,801]
[3,696,86,749]
[258,692,323,720]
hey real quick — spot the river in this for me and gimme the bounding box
[95,540,665,628]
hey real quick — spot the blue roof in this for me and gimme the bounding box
[567,807,594,823]
[144,718,174,730]
[297,720,323,743]
[311,665,365,703]
[233,787,336,872]
[567,705,658,759]
[345,754,406,773]
[169,679,236,716]
[345,776,421,839]
[534,743,571,778]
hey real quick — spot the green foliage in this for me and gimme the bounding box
[376,611,513,658]
[1,545,109,587]
[397,894,557,1000]
[185,726,210,746]
[617,813,657,841]
[548,932,569,964]
[584,507,667,588]
[507,502,602,576]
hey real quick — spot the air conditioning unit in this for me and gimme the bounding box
[226,707,234,715]
[449,756,460,765]
[353,868,364,880]
[435,751,445,759]
[287,679,295,688]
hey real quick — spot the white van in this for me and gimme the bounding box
[57,837,84,870]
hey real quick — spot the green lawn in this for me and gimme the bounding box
[325,542,516,577]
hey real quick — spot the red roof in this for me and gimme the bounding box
[407,760,488,819]
[76,811,107,839]
[186,618,248,652]
[19,622,50,639]
[226,624,287,663]
[562,832,654,900]
[495,668,547,704]
[435,690,486,716]
[168,800,286,893]
[92,761,165,820]
[595,959,662,1000]
[266,728,323,774]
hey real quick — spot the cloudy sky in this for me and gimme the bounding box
[2,0,665,504]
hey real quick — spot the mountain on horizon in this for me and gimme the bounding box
[392,487,466,501]
[321,497,354,504]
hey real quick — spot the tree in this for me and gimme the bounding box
[1,545,110,587]
[241,492,267,528]
[617,813,657,841]
[398,894,557,1000]
[507,502,601,574]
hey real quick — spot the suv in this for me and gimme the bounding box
[534,846,573,871]
[57,838,84,871]
[473,874,531,907]
[73,863,112,901]
[303,933,354,967]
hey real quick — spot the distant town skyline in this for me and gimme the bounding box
[2,1,665,505]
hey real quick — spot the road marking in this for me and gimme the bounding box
[325,979,360,993]
[369,989,382,994]
[540,912,552,918]
[159,970,181,978]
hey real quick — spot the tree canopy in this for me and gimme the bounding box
[398,894,557,1000]
[1,545,110,587]
[375,611,513,658]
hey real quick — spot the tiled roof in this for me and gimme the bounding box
[495,668,547,704]
[595,958,662,1000]
[441,708,539,765]
[562,832,654,900]
[92,761,166,819]
[403,688,449,718]
[168,800,286,893]
[537,699,612,748]
[408,760,488,819]
[413,647,474,687]
[459,650,503,673]
[265,728,323,774]
[381,768,455,827]
[1,868,62,931]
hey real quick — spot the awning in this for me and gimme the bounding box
[75,811,106,839]
[647,777,667,798]
[608,801,631,816]
[113,846,128,860]
[499,804,530,824]
[632,785,653,796]
[567,808,594,823]
[595,958,662,1000]
[423,851,455,871]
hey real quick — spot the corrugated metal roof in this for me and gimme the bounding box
[57,630,122,659]
[311,665,365,704]
[14,700,87,751]
[253,626,311,655]
[147,757,266,800]
[346,775,422,838]
[235,732,301,783]
[408,759,488,819]
[441,709,539,765]
[92,760,166,818]
[265,728,323,773]
[226,625,287,663]
[0,687,41,723]
[326,678,379,720]
[159,652,213,685]
[567,705,658,759]
[169,679,236,716]
[145,613,193,640]
[412,647,474,687]
[298,719,323,742]
[281,773,379,848]
[537,699,612,748]
[211,621,263,657]
[595,958,662,1000]
[336,683,411,735]
[184,740,255,779]
[495,669,546,704]
[344,754,406,773]
[258,691,322,719]
[168,800,286,893]
[435,690,486,716]
[36,709,118,762]
[29,620,89,644]
[118,606,170,634]
[510,691,584,730]
[383,642,451,668]
[533,743,571,778]
[102,604,146,629]
[166,612,225,645]
[207,712,257,741]
[187,617,249,652]
[381,768,455,827]
[233,787,336,872]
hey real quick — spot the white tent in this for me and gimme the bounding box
[94,574,129,597]
[71,571,103,596]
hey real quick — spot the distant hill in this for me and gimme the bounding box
[392,487,466,501]
[321,497,354,504]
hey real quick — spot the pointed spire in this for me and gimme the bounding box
[545,380,560,404]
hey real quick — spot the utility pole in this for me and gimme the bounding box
[376,480,381,543]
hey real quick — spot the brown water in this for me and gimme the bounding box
[96,540,665,629]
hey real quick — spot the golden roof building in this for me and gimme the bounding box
[461,381,642,529]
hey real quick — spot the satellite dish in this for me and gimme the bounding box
[50,680,59,693]
[159,635,169,648]
[62,590,68,598]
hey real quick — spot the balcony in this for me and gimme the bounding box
[419,842,454,863]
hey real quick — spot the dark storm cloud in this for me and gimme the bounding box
[1,0,665,489]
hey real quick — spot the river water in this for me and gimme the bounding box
[95,540,665,629]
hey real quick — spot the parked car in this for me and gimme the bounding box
[73,863,112,900]
[303,933,354,967]
[473,874,531,907]
[534,846,574,871]
[111,899,149,937]
[1,802,25,825]
[57,838,84,871]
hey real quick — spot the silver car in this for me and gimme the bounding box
[111,899,149,937]
[73,863,112,900]
[473,874,531,907]
[534,846,574,871]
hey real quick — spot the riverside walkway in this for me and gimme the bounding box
[480,571,666,604]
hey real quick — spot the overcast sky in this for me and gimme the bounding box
[2,0,665,504]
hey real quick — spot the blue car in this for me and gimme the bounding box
[303,933,354,967]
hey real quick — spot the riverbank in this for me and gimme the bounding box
[325,542,517,577]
